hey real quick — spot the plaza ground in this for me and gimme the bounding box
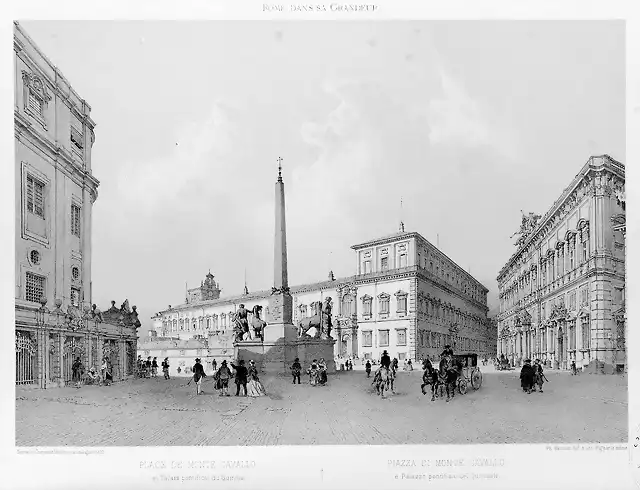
[15,368,627,446]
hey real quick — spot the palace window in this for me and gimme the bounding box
[28,91,44,116]
[581,232,589,262]
[26,175,45,219]
[70,287,80,307]
[362,331,372,347]
[361,295,372,317]
[542,329,547,351]
[395,290,408,314]
[380,256,389,272]
[25,272,45,303]
[363,260,371,274]
[342,296,354,317]
[581,317,590,349]
[378,294,390,315]
[379,330,389,347]
[569,321,576,350]
[425,331,431,348]
[70,127,84,152]
[398,254,407,268]
[212,315,219,329]
[579,286,589,307]
[569,241,575,270]
[569,291,576,311]
[299,304,308,317]
[71,204,81,237]
[397,329,407,346]
[398,352,406,361]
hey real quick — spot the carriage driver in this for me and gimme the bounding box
[440,344,454,359]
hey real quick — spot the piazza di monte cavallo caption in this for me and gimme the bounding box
[13,20,626,396]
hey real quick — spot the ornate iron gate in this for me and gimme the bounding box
[16,331,37,385]
[63,336,84,385]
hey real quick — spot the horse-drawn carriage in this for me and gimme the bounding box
[452,353,482,394]
[421,353,482,401]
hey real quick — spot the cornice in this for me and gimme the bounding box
[14,25,94,128]
[497,155,625,282]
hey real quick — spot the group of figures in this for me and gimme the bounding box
[420,345,463,402]
[136,355,170,380]
[232,304,267,343]
[189,357,266,397]
[70,355,114,387]
[519,358,547,394]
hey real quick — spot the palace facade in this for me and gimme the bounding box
[496,155,626,373]
[14,22,139,388]
[149,230,496,366]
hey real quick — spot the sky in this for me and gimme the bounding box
[20,20,625,329]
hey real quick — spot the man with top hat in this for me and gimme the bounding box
[441,344,454,359]
[231,359,248,396]
[291,357,302,384]
[192,358,206,395]
[373,350,391,385]
[161,357,170,380]
[520,358,535,394]
[215,360,232,396]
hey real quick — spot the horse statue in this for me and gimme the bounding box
[298,301,323,338]
[251,305,266,342]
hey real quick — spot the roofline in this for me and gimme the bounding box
[496,154,625,281]
[350,231,488,293]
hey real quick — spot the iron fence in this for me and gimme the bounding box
[16,331,37,385]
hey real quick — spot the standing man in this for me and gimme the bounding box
[291,358,302,384]
[162,357,170,380]
[192,358,206,395]
[365,360,372,378]
[231,359,248,396]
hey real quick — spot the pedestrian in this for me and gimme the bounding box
[145,357,152,378]
[162,357,170,379]
[319,358,328,385]
[231,359,248,396]
[407,359,413,371]
[151,357,158,377]
[246,360,266,397]
[365,360,372,378]
[571,360,577,375]
[534,359,545,393]
[102,357,113,386]
[192,358,206,395]
[72,357,83,388]
[520,359,535,394]
[215,360,232,396]
[291,357,302,384]
[212,358,217,373]
[308,359,319,386]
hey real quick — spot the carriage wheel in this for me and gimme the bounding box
[458,378,468,395]
[471,369,483,390]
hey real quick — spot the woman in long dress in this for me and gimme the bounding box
[246,360,266,397]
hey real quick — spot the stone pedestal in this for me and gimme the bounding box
[235,338,336,375]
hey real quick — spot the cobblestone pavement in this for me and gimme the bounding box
[15,370,627,446]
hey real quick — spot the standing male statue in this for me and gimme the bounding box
[321,297,333,340]
[234,304,251,341]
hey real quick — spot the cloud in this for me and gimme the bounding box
[427,69,519,160]
[114,102,236,212]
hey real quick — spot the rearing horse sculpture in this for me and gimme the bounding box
[298,301,324,339]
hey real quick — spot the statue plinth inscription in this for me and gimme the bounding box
[268,290,292,324]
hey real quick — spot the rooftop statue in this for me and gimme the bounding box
[510,210,542,248]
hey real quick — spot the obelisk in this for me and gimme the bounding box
[265,158,297,343]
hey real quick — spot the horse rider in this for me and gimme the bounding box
[373,350,391,384]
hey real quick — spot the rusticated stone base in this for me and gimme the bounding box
[234,338,336,374]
